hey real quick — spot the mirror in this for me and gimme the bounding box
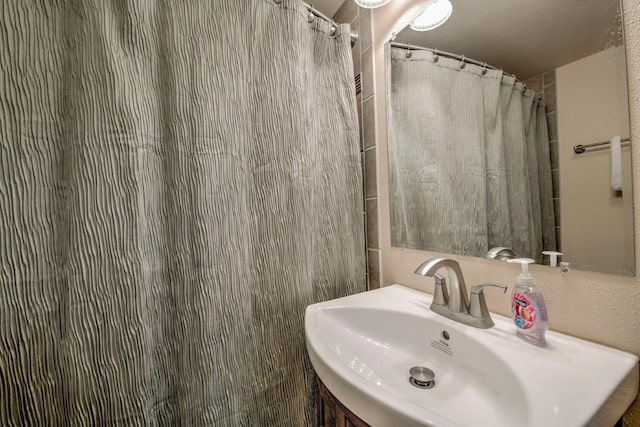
[386,0,634,275]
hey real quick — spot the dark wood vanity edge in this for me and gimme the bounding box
[317,376,371,427]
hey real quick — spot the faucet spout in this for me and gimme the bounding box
[414,257,469,313]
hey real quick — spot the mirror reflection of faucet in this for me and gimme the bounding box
[485,247,516,261]
[415,257,507,329]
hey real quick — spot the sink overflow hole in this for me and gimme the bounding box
[441,330,450,340]
[409,366,435,390]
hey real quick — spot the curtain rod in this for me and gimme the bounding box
[303,1,359,47]
[390,42,525,84]
[391,42,498,71]
[573,137,630,154]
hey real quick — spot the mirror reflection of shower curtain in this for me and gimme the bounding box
[388,47,556,261]
[1,1,364,425]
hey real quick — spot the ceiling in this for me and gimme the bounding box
[312,0,345,19]
[313,0,623,81]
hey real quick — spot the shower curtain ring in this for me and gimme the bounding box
[330,26,337,36]
[308,11,315,23]
[459,55,466,69]
[433,49,439,63]
[406,44,412,59]
[481,62,488,75]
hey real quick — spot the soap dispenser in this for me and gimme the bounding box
[542,251,562,267]
[507,258,548,347]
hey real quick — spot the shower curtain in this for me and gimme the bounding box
[0,0,365,425]
[387,47,556,261]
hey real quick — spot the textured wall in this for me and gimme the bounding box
[368,0,640,424]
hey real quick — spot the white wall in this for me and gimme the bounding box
[557,46,633,275]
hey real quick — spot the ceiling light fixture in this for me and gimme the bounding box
[410,0,452,31]
[354,0,392,9]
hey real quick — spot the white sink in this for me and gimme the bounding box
[305,285,639,427]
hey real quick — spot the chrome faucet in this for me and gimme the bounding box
[415,257,507,329]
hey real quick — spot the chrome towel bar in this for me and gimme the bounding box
[573,137,630,154]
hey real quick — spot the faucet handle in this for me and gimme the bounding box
[471,283,508,295]
[432,273,449,306]
[469,284,508,326]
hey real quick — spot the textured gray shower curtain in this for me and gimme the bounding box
[387,47,556,261]
[0,1,365,425]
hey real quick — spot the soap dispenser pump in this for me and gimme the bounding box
[507,258,548,347]
[542,251,563,267]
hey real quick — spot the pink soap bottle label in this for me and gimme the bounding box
[512,293,536,329]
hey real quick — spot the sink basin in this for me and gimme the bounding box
[305,285,639,427]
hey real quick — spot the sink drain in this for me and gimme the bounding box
[409,366,435,389]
